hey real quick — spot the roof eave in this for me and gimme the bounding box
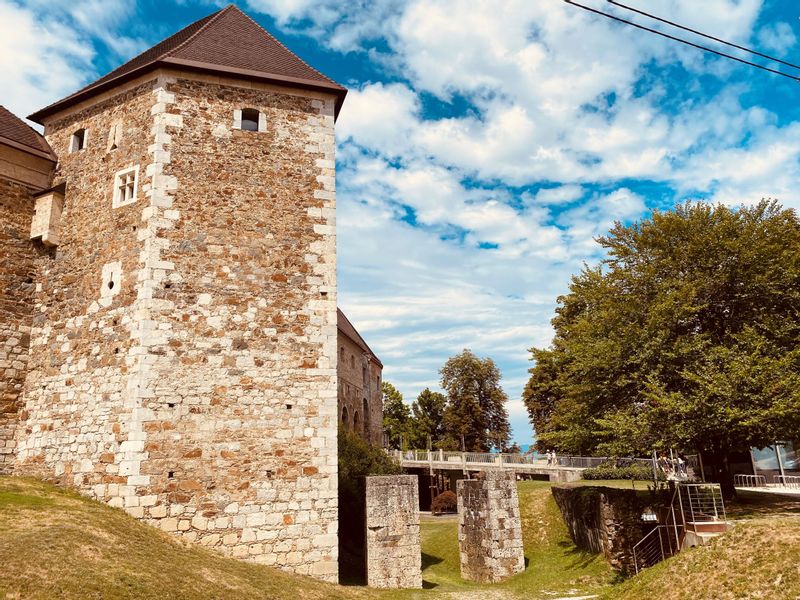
[0,134,57,162]
[28,59,347,125]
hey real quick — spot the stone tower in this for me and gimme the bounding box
[0,106,56,468]
[7,5,345,581]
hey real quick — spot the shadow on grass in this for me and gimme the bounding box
[557,541,605,570]
[422,580,439,589]
[421,552,444,570]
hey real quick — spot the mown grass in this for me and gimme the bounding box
[0,477,369,600]
[385,480,615,599]
[601,517,800,600]
[1,476,797,600]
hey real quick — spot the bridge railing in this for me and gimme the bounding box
[391,450,646,470]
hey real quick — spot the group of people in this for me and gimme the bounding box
[545,450,559,466]
[658,453,689,479]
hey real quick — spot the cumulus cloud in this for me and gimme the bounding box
[0,1,94,120]
[5,0,793,442]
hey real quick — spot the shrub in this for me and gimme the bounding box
[582,460,663,481]
[431,490,457,515]
[338,430,403,583]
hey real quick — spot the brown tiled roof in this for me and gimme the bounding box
[338,308,383,368]
[0,106,56,161]
[28,5,347,124]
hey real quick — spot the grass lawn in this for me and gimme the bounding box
[0,477,370,600]
[384,480,615,599]
[1,476,798,599]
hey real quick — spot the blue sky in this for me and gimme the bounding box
[3,0,800,445]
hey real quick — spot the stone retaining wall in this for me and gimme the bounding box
[457,471,525,583]
[551,485,646,574]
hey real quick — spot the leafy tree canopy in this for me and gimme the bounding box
[523,201,800,497]
[441,349,512,452]
[381,381,411,449]
[409,388,447,449]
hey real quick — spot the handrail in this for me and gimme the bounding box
[391,450,637,470]
[734,474,767,488]
[774,474,800,488]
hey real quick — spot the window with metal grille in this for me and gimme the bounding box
[113,166,139,208]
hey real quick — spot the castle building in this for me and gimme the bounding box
[0,5,368,582]
[337,309,383,446]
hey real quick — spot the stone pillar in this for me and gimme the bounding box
[457,471,525,583]
[365,475,423,589]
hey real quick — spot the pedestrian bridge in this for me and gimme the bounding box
[392,450,619,483]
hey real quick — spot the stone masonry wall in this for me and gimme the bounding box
[13,71,339,582]
[13,80,155,487]
[0,178,46,471]
[127,74,339,581]
[551,485,645,574]
[337,331,382,445]
[365,475,422,589]
[457,471,525,583]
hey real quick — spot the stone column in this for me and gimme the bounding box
[457,471,525,583]
[365,475,423,588]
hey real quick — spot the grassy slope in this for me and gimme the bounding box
[0,477,369,600]
[2,476,798,600]
[602,517,800,600]
[386,480,614,599]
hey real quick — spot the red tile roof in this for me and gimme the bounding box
[0,106,56,161]
[28,5,347,124]
[338,308,383,368]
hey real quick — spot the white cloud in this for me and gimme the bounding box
[757,21,797,56]
[5,0,791,443]
[0,1,94,121]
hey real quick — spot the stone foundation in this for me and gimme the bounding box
[551,485,647,574]
[365,475,422,589]
[457,471,525,583]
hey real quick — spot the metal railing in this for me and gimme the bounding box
[774,474,800,488]
[633,525,681,574]
[633,487,683,574]
[734,474,767,488]
[392,450,621,470]
[680,483,726,524]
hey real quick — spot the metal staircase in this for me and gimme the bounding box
[633,483,729,574]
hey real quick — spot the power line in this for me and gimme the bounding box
[607,0,800,72]
[563,0,800,83]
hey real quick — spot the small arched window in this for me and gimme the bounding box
[363,398,369,429]
[340,347,345,361]
[241,108,260,132]
[350,355,355,369]
[70,128,87,152]
[341,406,349,427]
[353,411,360,432]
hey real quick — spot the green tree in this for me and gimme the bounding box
[440,349,511,452]
[338,429,401,582]
[409,388,447,449]
[381,381,411,449]
[523,201,800,498]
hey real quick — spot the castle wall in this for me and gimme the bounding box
[337,331,382,445]
[13,72,339,581]
[0,178,43,471]
[13,81,156,488]
[129,75,338,580]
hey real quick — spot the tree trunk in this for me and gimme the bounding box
[703,448,737,501]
